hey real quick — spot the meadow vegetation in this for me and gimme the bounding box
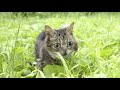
[0,12,120,78]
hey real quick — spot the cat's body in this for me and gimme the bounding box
[35,22,78,71]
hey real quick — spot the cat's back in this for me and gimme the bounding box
[37,31,45,41]
[35,31,46,59]
[35,31,46,51]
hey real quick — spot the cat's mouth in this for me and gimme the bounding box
[63,51,67,56]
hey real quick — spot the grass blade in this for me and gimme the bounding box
[56,52,70,77]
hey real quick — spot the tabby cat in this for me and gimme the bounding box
[35,22,78,71]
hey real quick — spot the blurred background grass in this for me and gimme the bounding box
[0,12,120,78]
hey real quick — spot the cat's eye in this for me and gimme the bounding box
[58,34,60,36]
[64,33,66,35]
[67,41,73,47]
[54,43,61,49]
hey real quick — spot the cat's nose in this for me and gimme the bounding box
[62,47,67,51]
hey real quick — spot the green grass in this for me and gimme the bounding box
[0,12,120,78]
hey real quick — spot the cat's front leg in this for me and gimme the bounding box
[35,59,45,72]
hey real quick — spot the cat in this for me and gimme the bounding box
[34,22,78,71]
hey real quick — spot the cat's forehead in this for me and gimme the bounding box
[57,28,67,33]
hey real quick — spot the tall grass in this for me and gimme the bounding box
[0,12,120,78]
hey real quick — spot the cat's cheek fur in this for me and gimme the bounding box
[58,50,64,55]
[66,50,73,55]
[74,43,78,51]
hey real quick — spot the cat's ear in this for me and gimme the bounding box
[45,25,53,35]
[45,25,56,36]
[66,22,74,34]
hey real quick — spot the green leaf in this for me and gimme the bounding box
[100,48,114,59]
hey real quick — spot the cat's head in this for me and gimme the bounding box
[44,22,78,58]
